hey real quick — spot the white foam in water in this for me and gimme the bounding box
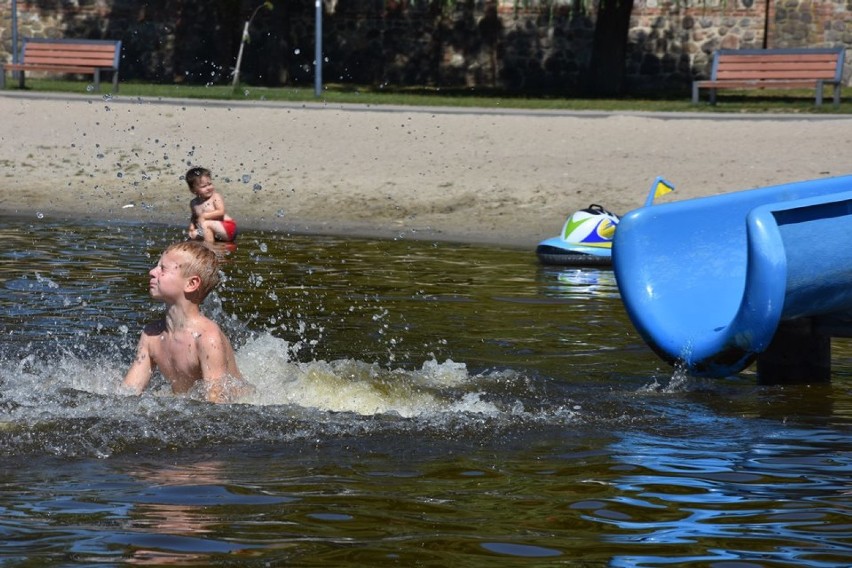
[0,327,575,461]
[236,334,478,417]
[446,392,501,416]
[635,339,701,394]
[1,334,515,420]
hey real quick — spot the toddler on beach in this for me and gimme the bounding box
[121,241,252,403]
[186,166,238,243]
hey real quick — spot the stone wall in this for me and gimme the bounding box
[625,0,769,91]
[628,0,852,89]
[1,0,850,92]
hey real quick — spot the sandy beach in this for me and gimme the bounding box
[2,92,852,247]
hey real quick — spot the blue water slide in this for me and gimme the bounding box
[613,175,852,378]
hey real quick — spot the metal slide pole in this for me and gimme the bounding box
[314,0,322,96]
[12,0,19,71]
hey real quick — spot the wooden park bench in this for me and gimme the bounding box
[0,38,122,92]
[692,47,846,106]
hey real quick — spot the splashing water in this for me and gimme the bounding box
[0,218,616,458]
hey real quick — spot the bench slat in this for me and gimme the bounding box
[716,58,839,68]
[717,60,839,69]
[716,63,838,75]
[716,70,839,80]
[25,44,118,53]
[22,55,118,67]
[695,80,828,88]
[4,63,110,74]
[715,66,838,75]
[717,53,840,63]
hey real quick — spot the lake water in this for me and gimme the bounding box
[1,215,850,566]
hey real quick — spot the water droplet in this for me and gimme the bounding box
[116,172,123,178]
[276,209,285,218]
[252,183,262,192]
[36,212,44,219]
[294,48,301,55]
[86,84,94,92]
[259,243,268,253]
[241,174,251,184]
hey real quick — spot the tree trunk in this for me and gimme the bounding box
[587,0,634,97]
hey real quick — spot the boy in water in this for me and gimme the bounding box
[122,241,250,403]
[186,167,238,243]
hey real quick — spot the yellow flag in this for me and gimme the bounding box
[654,179,674,200]
[645,176,676,206]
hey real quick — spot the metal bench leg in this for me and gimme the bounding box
[691,83,699,104]
[0,68,5,89]
[112,71,119,93]
[18,70,25,89]
[709,89,716,105]
[833,84,841,107]
[93,70,101,92]
[815,80,824,106]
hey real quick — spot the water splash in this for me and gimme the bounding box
[0,331,585,459]
[236,334,483,416]
[0,220,656,460]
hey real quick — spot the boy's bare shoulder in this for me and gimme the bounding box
[195,316,228,341]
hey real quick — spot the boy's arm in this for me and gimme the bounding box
[122,333,154,395]
[188,204,199,238]
[196,194,226,222]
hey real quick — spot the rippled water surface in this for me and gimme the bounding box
[0,216,850,566]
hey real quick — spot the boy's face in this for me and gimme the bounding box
[190,175,215,199]
[149,251,191,303]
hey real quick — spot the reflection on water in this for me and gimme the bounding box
[0,216,850,566]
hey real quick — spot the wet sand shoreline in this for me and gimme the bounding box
[3,92,852,248]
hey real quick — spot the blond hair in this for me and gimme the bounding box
[164,241,221,298]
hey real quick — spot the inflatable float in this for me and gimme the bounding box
[536,177,674,267]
